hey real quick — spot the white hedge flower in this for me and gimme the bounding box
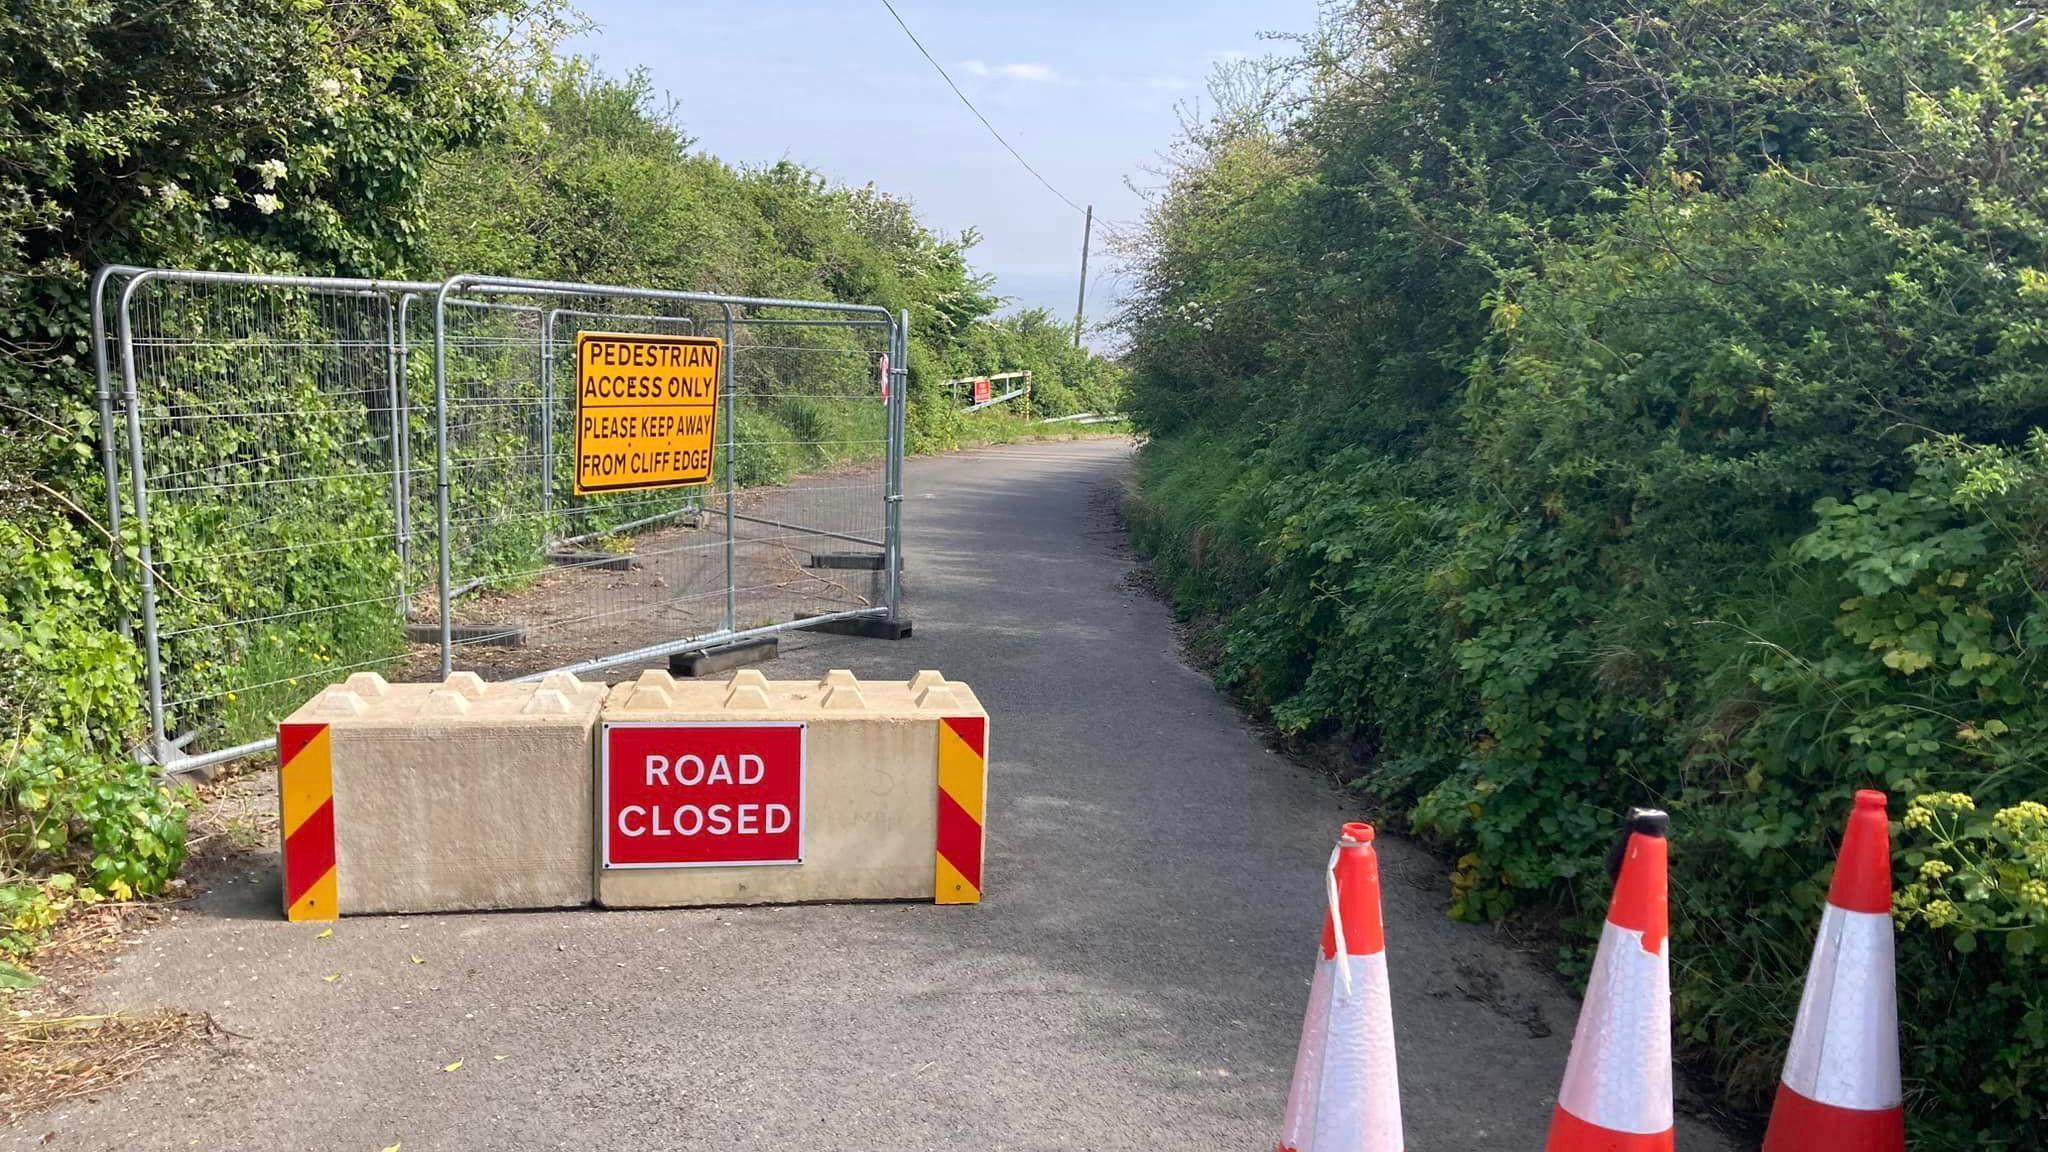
[158,182,183,206]
[317,77,342,99]
[210,194,229,209]
[256,158,288,188]
[253,193,281,216]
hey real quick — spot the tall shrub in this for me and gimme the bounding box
[1119,1,2048,1142]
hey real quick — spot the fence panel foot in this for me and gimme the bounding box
[797,613,912,640]
[669,636,779,677]
[406,622,528,648]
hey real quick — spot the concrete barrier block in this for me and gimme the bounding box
[276,673,607,919]
[595,670,989,908]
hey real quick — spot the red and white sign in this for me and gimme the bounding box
[972,377,992,404]
[600,722,806,868]
[878,354,890,402]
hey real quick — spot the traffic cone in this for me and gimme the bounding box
[1545,808,1674,1152]
[1761,790,1906,1152]
[1277,822,1403,1152]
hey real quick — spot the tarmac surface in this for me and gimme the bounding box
[10,439,1737,1150]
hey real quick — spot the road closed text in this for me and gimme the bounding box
[614,753,794,839]
[601,722,805,867]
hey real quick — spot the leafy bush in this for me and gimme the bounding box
[3,735,187,909]
[0,517,138,748]
[725,407,797,489]
[1120,1,2047,1143]
[2,518,187,957]
[0,0,569,956]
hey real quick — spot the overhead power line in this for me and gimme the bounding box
[877,0,1088,216]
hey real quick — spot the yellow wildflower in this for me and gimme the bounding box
[2019,879,2048,915]
[1994,801,2048,835]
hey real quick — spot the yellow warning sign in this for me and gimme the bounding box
[574,331,723,494]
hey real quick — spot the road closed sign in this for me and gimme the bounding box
[600,722,806,868]
[574,331,723,494]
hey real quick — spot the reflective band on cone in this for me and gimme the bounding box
[1545,809,1673,1152]
[1762,790,1905,1152]
[1277,822,1403,1152]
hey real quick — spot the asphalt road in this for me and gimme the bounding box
[14,440,1736,1151]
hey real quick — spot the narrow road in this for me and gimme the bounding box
[17,440,1735,1150]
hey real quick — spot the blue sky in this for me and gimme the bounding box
[566,1,1315,330]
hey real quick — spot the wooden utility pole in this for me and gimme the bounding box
[1073,204,1093,348]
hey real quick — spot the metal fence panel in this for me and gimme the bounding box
[107,270,440,767]
[422,276,901,682]
[98,269,907,772]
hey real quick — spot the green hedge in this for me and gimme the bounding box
[0,0,549,960]
[1120,1,2046,1144]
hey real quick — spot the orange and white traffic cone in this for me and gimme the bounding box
[1761,790,1906,1152]
[1277,822,1403,1152]
[1545,808,1674,1152]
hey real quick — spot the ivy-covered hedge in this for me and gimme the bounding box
[1,0,559,962]
[1121,1,2046,1144]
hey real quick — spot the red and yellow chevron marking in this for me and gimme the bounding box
[277,722,338,922]
[934,715,988,905]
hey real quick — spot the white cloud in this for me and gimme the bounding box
[998,62,1055,82]
[958,59,1059,83]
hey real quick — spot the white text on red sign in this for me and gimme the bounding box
[600,722,805,868]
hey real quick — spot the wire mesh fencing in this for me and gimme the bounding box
[105,270,435,767]
[724,311,896,633]
[421,278,903,681]
[98,269,907,772]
